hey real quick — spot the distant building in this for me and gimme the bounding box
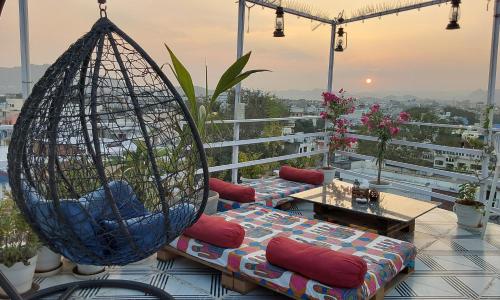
[433,149,482,171]
[0,94,24,125]
[289,106,305,117]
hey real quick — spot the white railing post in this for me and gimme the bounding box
[481,0,500,235]
[232,0,246,183]
[19,0,31,99]
[323,23,336,167]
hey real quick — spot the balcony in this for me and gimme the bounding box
[2,0,500,299]
[4,114,495,299]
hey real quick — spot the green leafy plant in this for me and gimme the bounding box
[238,151,275,179]
[285,155,321,169]
[456,183,485,209]
[483,105,494,132]
[115,140,188,211]
[320,90,357,169]
[0,193,40,267]
[165,45,268,142]
[361,104,411,185]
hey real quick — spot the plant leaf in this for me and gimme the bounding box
[212,52,252,101]
[164,44,196,112]
[217,69,269,97]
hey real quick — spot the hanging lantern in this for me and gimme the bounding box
[274,6,285,37]
[446,0,461,30]
[335,27,347,52]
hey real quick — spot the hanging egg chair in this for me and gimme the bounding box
[4,3,208,299]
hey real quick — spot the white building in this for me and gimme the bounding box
[433,149,482,171]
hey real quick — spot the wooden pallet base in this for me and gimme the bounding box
[370,266,414,300]
[221,273,257,294]
[157,246,257,294]
[158,246,414,299]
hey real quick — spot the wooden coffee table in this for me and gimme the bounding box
[291,181,440,237]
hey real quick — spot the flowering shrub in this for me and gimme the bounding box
[320,89,357,168]
[361,104,410,184]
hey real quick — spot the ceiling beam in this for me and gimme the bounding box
[245,0,333,24]
[343,0,452,24]
[0,0,6,17]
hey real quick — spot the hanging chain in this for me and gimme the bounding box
[98,0,107,18]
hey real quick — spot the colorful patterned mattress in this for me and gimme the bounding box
[217,177,317,212]
[170,205,417,300]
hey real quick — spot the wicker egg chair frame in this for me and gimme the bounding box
[2,13,208,300]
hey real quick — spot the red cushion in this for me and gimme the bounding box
[184,214,245,248]
[209,178,255,203]
[279,166,324,185]
[266,236,367,288]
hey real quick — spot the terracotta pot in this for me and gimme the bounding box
[35,246,62,274]
[203,191,219,215]
[0,255,37,297]
[453,202,484,228]
[321,168,336,184]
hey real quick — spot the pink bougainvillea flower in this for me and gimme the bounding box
[361,115,369,125]
[370,104,380,113]
[398,111,411,122]
[389,126,400,136]
[320,112,328,119]
[322,92,335,103]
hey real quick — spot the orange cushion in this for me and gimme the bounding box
[184,214,245,248]
[279,166,324,185]
[266,236,367,288]
[209,178,255,203]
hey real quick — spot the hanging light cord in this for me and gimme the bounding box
[246,3,256,33]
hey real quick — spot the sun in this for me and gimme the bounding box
[365,78,373,84]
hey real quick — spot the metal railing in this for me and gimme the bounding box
[204,115,500,213]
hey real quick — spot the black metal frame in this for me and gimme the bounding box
[8,15,209,266]
[4,14,209,300]
[0,270,174,300]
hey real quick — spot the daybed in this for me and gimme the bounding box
[159,204,416,300]
[217,177,319,212]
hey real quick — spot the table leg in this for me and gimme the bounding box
[401,220,416,233]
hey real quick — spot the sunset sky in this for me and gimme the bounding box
[0,0,496,95]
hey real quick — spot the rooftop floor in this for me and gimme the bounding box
[35,201,500,300]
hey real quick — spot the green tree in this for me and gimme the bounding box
[294,119,315,133]
[443,106,479,125]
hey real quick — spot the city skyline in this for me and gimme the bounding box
[0,0,497,94]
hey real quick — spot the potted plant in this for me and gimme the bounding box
[165,46,267,213]
[0,193,40,297]
[453,183,485,228]
[361,104,410,190]
[35,246,62,276]
[319,89,357,184]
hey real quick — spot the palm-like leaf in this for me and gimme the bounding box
[165,44,197,117]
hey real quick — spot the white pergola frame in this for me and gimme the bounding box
[232,0,468,182]
[231,0,500,234]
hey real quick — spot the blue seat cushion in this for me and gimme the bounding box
[23,184,105,260]
[81,180,147,220]
[101,203,195,261]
